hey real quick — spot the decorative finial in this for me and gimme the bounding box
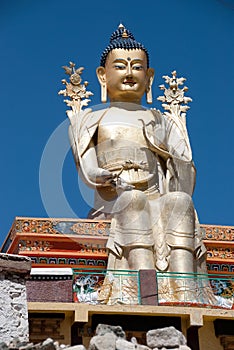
[58,61,93,114]
[157,70,192,122]
[118,23,125,29]
[157,71,193,160]
[122,29,129,39]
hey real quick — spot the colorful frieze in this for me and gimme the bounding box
[18,240,53,252]
[2,218,234,277]
[15,219,58,234]
[73,274,104,303]
[203,225,234,241]
[207,263,234,273]
[29,256,107,267]
[210,278,234,299]
[206,246,234,260]
[13,218,110,236]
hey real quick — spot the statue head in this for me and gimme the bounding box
[96,24,154,104]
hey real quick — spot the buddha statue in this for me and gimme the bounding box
[67,24,206,276]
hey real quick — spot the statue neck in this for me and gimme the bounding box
[109,101,146,111]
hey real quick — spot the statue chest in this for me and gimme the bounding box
[96,111,159,186]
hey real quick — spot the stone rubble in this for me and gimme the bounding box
[0,253,31,343]
[0,324,191,350]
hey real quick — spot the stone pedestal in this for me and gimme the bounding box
[0,253,31,344]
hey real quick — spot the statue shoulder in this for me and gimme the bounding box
[70,107,108,157]
[78,108,109,139]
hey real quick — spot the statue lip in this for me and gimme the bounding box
[123,80,136,86]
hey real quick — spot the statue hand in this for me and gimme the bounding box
[95,169,114,184]
[114,176,135,191]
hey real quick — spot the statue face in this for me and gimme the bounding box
[97,49,154,103]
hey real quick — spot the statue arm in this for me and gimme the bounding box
[81,143,115,187]
[68,109,115,188]
[164,114,196,195]
[68,124,114,187]
[81,144,134,190]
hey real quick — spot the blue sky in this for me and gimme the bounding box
[0,0,233,247]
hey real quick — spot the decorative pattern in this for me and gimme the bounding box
[210,278,234,299]
[29,256,107,267]
[15,219,58,234]
[30,275,72,281]
[9,218,234,240]
[203,225,234,241]
[13,218,111,236]
[71,222,110,236]
[157,274,234,307]
[73,274,104,304]
[73,271,139,305]
[18,240,52,252]
[206,247,234,259]
[206,263,234,273]
[3,218,234,275]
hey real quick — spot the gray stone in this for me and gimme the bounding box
[146,327,187,348]
[0,253,31,275]
[8,337,25,348]
[116,338,151,350]
[88,332,116,350]
[116,338,135,349]
[95,324,126,338]
[19,344,35,350]
[0,257,30,344]
[0,343,8,350]
[135,345,150,350]
[41,339,56,350]
[65,346,86,350]
[129,337,151,350]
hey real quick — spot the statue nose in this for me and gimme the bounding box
[126,64,132,76]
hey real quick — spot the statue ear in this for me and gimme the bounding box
[146,68,155,104]
[96,66,107,103]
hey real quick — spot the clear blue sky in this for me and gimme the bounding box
[0,0,233,247]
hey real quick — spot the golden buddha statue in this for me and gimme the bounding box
[67,24,206,276]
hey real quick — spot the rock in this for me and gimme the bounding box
[88,332,116,350]
[41,339,56,350]
[146,327,187,349]
[95,324,125,338]
[116,338,135,350]
[0,343,8,350]
[65,346,86,350]
[19,343,36,350]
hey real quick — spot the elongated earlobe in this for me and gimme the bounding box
[101,83,107,103]
[146,86,153,104]
[146,67,154,104]
[96,66,107,103]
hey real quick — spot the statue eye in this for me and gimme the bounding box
[114,64,126,70]
[132,65,143,71]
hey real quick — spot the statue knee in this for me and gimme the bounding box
[113,190,147,213]
[166,191,193,206]
[164,191,194,217]
[163,191,195,250]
